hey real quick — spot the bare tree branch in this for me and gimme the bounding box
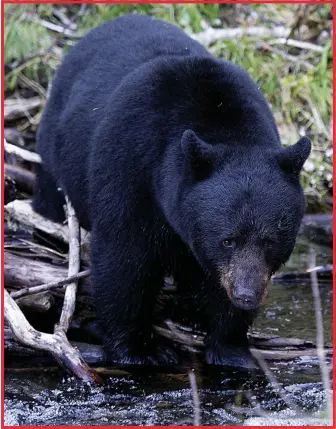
[4,196,101,383]
[190,25,290,47]
[5,289,102,383]
[10,269,91,299]
[309,247,332,421]
[4,140,41,163]
[188,369,201,426]
[57,197,81,332]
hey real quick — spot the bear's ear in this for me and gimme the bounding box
[181,129,215,180]
[277,137,311,177]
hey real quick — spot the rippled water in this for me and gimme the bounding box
[5,239,332,426]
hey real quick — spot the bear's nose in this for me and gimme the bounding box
[231,288,258,310]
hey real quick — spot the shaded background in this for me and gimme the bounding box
[4,3,332,212]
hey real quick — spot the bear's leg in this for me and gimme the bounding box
[32,163,66,223]
[172,254,208,327]
[205,296,256,368]
[91,227,178,366]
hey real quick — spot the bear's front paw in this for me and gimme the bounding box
[151,343,179,366]
[206,344,256,369]
[104,342,179,366]
[104,343,147,365]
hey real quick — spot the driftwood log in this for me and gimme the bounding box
[4,97,43,121]
[5,163,35,194]
[5,240,332,367]
[4,199,102,384]
[5,322,332,368]
[4,176,17,205]
[4,194,333,375]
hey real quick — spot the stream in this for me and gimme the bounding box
[4,238,332,426]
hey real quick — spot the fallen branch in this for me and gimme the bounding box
[5,97,43,121]
[5,322,332,367]
[272,265,332,283]
[37,19,82,38]
[10,269,91,299]
[4,140,41,163]
[5,289,102,383]
[309,247,332,421]
[52,7,77,31]
[256,40,314,71]
[268,38,325,53]
[5,199,69,242]
[190,25,290,47]
[5,197,101,383]
[154,324,332,361]
[56,197,81,332]
[188,369,201,426]
[5,251,69,289]
[9,237,67,258]
[5,163,35,194]
[5,199,91,248]
[250,348,301,414]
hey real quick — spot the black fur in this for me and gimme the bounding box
[33,14,311,365]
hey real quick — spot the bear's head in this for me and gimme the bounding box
[178,129,311,311]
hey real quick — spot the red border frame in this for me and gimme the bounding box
[1,1,334,428]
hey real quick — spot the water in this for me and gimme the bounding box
[4,239,332,426]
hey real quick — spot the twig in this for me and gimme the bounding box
[52,7,77,31]
[256,40,314,71]
[309,247,332,421]
[5,46,55,72]
[5,97,43,121]
[56,197,81,333]
[5,199,69,242]
[190,25,290,47]
[17,237,66,258]
[4,196,101,383]
[10,269,91,299]
[18,73,47,99]
[306,98,332,140]
[4,140,41,163]
[188,369,201,426]
[158,320,203,351]
[37,19,82,38]
[250,348,301,414]
[268,38,325,53]
[5,251,68,289]
[155,323,331,360]
[5,198,91,248]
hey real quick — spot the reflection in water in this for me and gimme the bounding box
[4,240,332,425]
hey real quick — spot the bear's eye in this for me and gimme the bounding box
[223,238,235,248]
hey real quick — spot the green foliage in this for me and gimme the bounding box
[4,4,332,211]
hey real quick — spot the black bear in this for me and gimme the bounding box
[33,14,311,365]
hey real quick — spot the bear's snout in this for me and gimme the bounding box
[231,286,259,310]
[219,256,270,311]
[230,273,270,310]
